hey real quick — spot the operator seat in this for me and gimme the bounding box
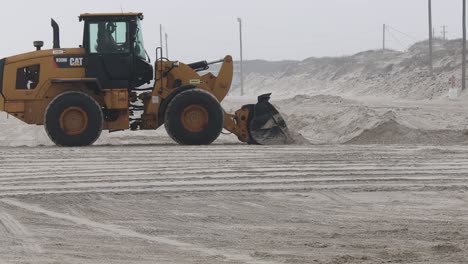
[96,22,118,53]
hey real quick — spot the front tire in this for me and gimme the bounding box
[44,91,103,147]
[164,89,224,145]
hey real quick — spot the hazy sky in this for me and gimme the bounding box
[0,0,464,62]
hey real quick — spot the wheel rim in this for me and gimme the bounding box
[59,107,89,135]
[180,104,209,133]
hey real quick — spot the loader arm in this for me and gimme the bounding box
[224,109,251,143]
[141,55,291,144]
[144,56,232,114]
[209,56,233,102]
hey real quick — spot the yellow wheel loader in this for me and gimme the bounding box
[0,13,291,146]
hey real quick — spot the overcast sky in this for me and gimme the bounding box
[0,0,465,62]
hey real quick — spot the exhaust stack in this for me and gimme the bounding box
[51,19,60,49]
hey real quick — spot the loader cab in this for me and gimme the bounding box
[80,13,153,89]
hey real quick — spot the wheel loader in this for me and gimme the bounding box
[0,12,291,146]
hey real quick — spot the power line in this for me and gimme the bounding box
[386,27,415,45]
[383,25,417,52]
[385,25,419,41]
[386,29,407,50]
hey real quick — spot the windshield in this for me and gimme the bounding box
[135,20,147,60]
[89,21,130,54]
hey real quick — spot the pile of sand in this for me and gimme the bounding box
[230,39,466,101]
[0,112,50,147]
[2,39,468,147]
[346,119,468,145]
[275,94,468,145]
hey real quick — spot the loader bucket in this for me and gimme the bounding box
[248,94,292,145]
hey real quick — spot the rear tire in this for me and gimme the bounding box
[44,91,103,147]
[165,89,223,145]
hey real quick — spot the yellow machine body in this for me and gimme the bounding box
[0,48,130,130]
[0,12,290,146]
[0,47,251,142]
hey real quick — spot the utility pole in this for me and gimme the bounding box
[463,0,466,91]
[382,24,386,52]
[428,0,433,75]
[441,25,448,41]
[237,17,244,96]
[165,33,169,59]
[159,24,164,57]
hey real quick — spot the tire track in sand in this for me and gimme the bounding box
[0,199,278,264]
[0,145,467,197]
[0,212,43,255]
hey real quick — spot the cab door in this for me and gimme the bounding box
[85,20,133,89]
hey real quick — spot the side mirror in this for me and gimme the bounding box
[33,41,44,51]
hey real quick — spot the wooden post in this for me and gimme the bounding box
[159,24,163,57]
[237,18,244,96]
[428,0,433,75]
[463,0,467,91]
[383,24,386,52]
[441,25,448,41]
[165,33,169,59]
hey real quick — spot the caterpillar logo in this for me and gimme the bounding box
[54,56,85,68]
[69,58,83,67]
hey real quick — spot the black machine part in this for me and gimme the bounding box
[34,41,44,51]
[51,19,60,49]
[247,93,292,145]
[188,58,224,72]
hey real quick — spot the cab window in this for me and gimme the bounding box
[16,65,40,90]
[89,21,129,54]
[134,20,146,60]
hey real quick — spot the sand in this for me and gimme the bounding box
[0,39,467,263]
[0,145,467,263]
